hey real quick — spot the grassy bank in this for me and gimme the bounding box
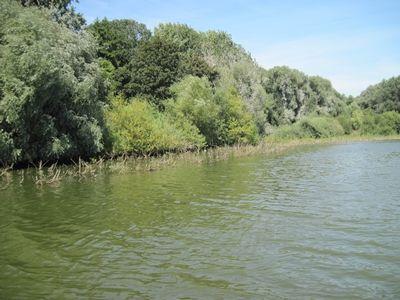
[1,134,399,189]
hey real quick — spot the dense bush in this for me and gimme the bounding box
[271,116,345,139]
[167,76,259,146]
[0,0,106,165]
[0,1,398,167]
[200,31,268,133]
[0,130,19,165]
[337,114,353,135]
[105,96,205,155]
[300,116,345,138]
[357,76,400,113]
[214,85,259,145]
[352,109,400,135]
[272,111,400,139]
[262,67,345,126]
[269,123,308,139]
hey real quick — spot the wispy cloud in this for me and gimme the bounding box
[254,29,400,95]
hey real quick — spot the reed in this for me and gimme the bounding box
[34,161,63,186]
[1,135,399,189]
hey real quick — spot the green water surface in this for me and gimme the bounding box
[1,141,400,299]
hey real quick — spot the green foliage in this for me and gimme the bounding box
[123,34,216,106]
[0,2,398,167]
[105,96,205,155]
[219,62,267,134]
[300,116,345,138]
[19,0,74,9]
[308,76,346,116]
[200,31,267,133]
[270,123,308,139]
[88,19,151,95]
[357,76,400,113]
[123,35,181,104]
[200,31,253,68]
[337,114,353,135]
[167,76,221,145]
[272,116,345,139]
[262,66,345,126]
[263,66,311,125]
[18,0,85,31]
[167,76,259,146]
[0,0,106,165]
[154,23,202,52]
[0,129,19,165]
[351,109,400,135]
[88,18,151,69]
[215,84,259,145]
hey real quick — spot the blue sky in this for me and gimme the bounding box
[75,0,400,96]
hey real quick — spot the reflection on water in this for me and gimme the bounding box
[1,141,400,298]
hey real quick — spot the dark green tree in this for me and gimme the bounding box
[123,35,216,107]
[19,0,74,9]
[88,19,151,95]
[88,19,151,69]
[357,76,400,113]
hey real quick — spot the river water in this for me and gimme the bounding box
[1,141,400,299]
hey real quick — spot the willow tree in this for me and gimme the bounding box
[0,0,106,165]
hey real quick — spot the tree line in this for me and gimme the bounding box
[0,0,399,166]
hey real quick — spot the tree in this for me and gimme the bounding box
[167,76,258,146]
[19,0,74,9]
[123,35,216,107]
[308,76,345,116]
[0,0,106,165]
[200,31,252,68]
[105,96,205,155]
[18,0,85,31]
[262,66,312,125]
[154,23,202,53]
[262,66,345,126]
[357,76,400,113]
[88,19,151,69]
[88,19,151,95]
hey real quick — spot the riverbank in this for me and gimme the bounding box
[1,135,399,188]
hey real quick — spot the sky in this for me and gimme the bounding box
[75,0,400,96]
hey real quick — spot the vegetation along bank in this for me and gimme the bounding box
[1,0,400,169]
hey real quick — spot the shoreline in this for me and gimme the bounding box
[1,135,399,188]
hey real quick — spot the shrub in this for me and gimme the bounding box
[167,76,259,146]
[271,116,345,139]
[352,109,400,135]
[269,123,307,139]
[337,114,353,135]
[105,96,205,155]
[215,85,259,145]
[0,1,106,164]
[0,129,19,165]
[166,76,221,145]
[300,116,345,138]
